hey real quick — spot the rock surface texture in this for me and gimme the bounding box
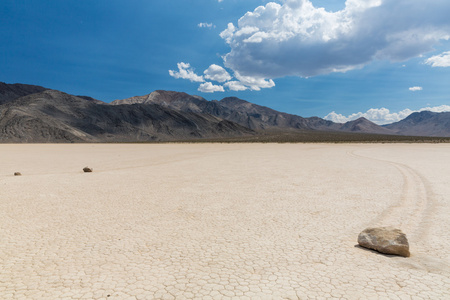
[358,227,410,257]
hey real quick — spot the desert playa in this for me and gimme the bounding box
[1,143,449,299]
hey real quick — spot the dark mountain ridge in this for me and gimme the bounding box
[112,90,392,134]
[339,117,395,135]
[1,82,449,142]
[384,111,450,137]
[0,88,254,142]
[0,82,49,105]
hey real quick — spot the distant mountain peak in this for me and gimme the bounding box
[150,90,205,102]
[384,111,450,137]
[403,111,437,123]
[110,90,206,106]
[0,81,49,105]
[340,117,394,134]
[354,117,370,122]
[220,96,248,104]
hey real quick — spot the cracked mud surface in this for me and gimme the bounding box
[1,144,449,299]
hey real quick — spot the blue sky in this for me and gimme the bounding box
[1,0,449,124]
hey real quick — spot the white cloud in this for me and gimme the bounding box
[233,72,275,91]
[421,105,450,113]
[168,61,276,93]
[198,82,225,93]
[221,0,450,79]
[324,111,352,123]
[198,22,215,29]
[324,105,450,125]
[425,51,450,67]
[204,64,232,82]
[169,62,204,82]
[409,86,423,91]
[324,108,414,125]
[220,23,236,44]
[224,81,248,91]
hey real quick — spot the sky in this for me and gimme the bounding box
[1,0,450,124]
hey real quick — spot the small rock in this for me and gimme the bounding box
[14,172,22,176]
[83,167,93,173]
[358,227,410,257]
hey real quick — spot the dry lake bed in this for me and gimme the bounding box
[1,143,449,299]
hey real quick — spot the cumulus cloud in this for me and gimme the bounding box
[169,62,276,93]
[409,86,423,91]
[204,64,232,82]
[425,51,450,67]
[224,81,248,91]
[324,105,450,125]
[220,23,236,44]
[324,108,413,125]
[169,62,204,82]
[198,22,215,29]
[221,0,450,79]
[198,82,225,93]
[233,72,275,91]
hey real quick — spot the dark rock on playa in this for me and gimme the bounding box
[14,172,21,176]
[83,167,93,173]
[358,227,410,257]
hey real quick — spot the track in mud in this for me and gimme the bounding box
[349,150,436,245]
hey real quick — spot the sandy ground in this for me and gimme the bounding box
[0,143,449,299]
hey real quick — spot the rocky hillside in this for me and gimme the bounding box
[112,91,392,134]
[384,111,450,137]
[112,91,341,131]
[1,82,449,142]
[0,82,48,105]
[339,117,395,135]
[0,87,254,143]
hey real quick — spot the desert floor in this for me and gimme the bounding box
[0,143,449,299]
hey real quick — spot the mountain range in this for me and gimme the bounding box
[0,82,449,142]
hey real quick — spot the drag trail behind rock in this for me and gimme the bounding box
[350,148,449,274]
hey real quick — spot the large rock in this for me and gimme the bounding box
[358,227,410,257]
[83,167,93,173]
